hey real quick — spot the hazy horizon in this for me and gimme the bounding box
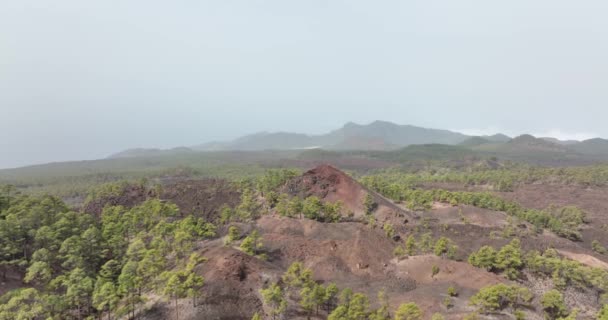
[2,1,608,169]
[0,119,602,169]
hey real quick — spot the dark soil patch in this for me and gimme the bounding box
[161,179,241,222]
[83,184,151,216]
[82,179,241,223]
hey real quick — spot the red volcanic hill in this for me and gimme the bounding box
[281,164,410,220]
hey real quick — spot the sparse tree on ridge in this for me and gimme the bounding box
[364,194,376,215]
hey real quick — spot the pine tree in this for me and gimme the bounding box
[118,261,143,320]
[434,237,449,257]
[63,268,94,320]
[93,281,119,320]
[323,283,339,311]
[395,303,423,320]
[370,290,390,320]
[364,194,376,214]
[405,235,416,256]
[300,286,315,319]
[227,226,240,243]
[303,196,323,220]
[163,271,186,320]
[260,283,287,320]
[240,230,263,256]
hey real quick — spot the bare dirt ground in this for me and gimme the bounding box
[393,255,507,316]
[558,250,608,269]
[257,215,396,281]
[427,203,510,228]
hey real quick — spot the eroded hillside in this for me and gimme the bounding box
[2,164,608,320]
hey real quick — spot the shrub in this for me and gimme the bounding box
[468,246,497,271]
[469,284,532,313]
[431,313,445,320]
[541,290,567,319]
[598,305,608,320]
[364,194,376,214]
[434,237,449,257]
[394,246,406,260]
[593,240,607,255]
[418,233,433,252]
[443,296,453,309]
[447,285,458,297]
[240,230,263,256]
[227,226,240,243]
[431,265,440,278]
[525,249,608,294]
[395,302,423,320]
[463,313,479,320]
[447,244,458,260]
[560,309,578,320]
[367,215,377,228]
[495,239,523,280]
[468,239,523,279]
[405,235,416,256]
[383,223,396,239]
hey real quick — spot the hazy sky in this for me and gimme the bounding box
[2,1,608,168]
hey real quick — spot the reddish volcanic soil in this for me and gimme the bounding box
[131,166,608,319]
[282,164,411,221]
[155,214,514,320]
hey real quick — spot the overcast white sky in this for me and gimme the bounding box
[1,1,608,168]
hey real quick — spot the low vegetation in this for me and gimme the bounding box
[274,195,343,222]
[261,262,424,320]
[393,233,458,260]
[362,175,586,240]
[468,239,524,280]
[468,240,608,305]
[469,284,532,313]
[364,164,608,190]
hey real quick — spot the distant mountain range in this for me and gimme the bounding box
[108,120,608,159]
[191,120,471,152]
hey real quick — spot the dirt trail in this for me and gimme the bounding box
[558,250,608,269]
